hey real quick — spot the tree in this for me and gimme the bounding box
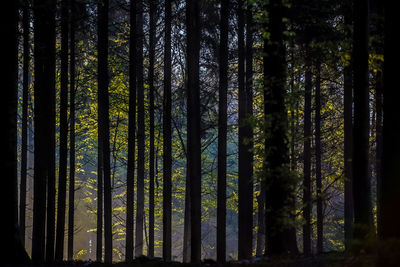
[148,0,156,258]
[163,0,172,261]
[135,0,145,257]
[186,0,201,262]
[352,0,373,241]
[302,45,312,256]
[238,0,253,259]
[263,0,298,256]
[68,0,77,259]
[32,0,56,262]
[19,0,30,248]
[2,0,30,263]
[342,2,354,250]
[217,0,229,263]
[381,0,400,240]
[315,62,323,253]
[98,0,112,262]
[125,0,136,261]
[55,0,70,260]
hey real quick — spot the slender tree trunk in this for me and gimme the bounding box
[32,0,56,262]
[20,0,30,248]
[135,0,145,257]
[217,0,229,263]
[163,0,172,261]
[343,8,354,249]
[352,0,372,241]
[303,46,312,256]
[315,62,323,253]
[264,0,298,256]
[148,0,156,258]
[98,0,112,262]
[46,8,57,260]
[55,0,70,260]
[96,146,103,261]
[381,0,400,240]
[183,172,191,262]
[2,0,30,263]
[186,0,201,262]
[238,0,253,259]
[255,179,265,257]
[125,0,136,261]
[375,70,383,237]
[68,1,76,259]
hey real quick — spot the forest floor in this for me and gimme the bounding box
[5,251,400,267]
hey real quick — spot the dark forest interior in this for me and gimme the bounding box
[2,0,400,266]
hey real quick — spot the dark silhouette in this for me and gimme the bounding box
[125,0,136,261]
[135,0,145,257]
[217,0,229,263]
[19,0,30,248]
[352,0,373,241]
[186,0,202,262]
[68,0,77,260]
[55,0,70,260]
[32,0,56,262]
[97,0,112,262]
[2,0,30,263]
[263,0,298,256]
[163,0,172,261]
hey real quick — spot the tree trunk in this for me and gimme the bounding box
[217,0,229,263]
[125,0,136,261]
[264,0,298,256]
[20,0,30,248]
[148,0,156,258]
[2,0,30,263]
[68,1,76,258]
[238,0,253,259]
[32,0,56,262]
[186,0,201,262]
[343,7,354,249]
[163,0,172,261]
[256,179,265,257]
[381,0,400,240]
[135,0,145,257]
[315,62,323,253]
[183,171,191,262]
[375,70,383,237]
[352,0,372,241]
[303,46,312,256]
[98,0,112,262]
[55,0,70,260]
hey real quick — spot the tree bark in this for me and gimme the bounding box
[134,0,145,257]
[32,0,56,262]
[186,0,202,262]
[217,0,229,263]
[264,0,298,256]
[125,0,136,261]
[352,0,372,241]
[2,0,30,263]
[343,6,354,250]
[238,0,253,259]
[68,1,76,258]
[55,0,70,260]
[381,0,400,240]
[148,0,156,258]
[163,0,172,261]
[98,0,112,262]
[303,46,312,256]
[20,0,30,248]
[135,0,145,257]
[315,62,323,253]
